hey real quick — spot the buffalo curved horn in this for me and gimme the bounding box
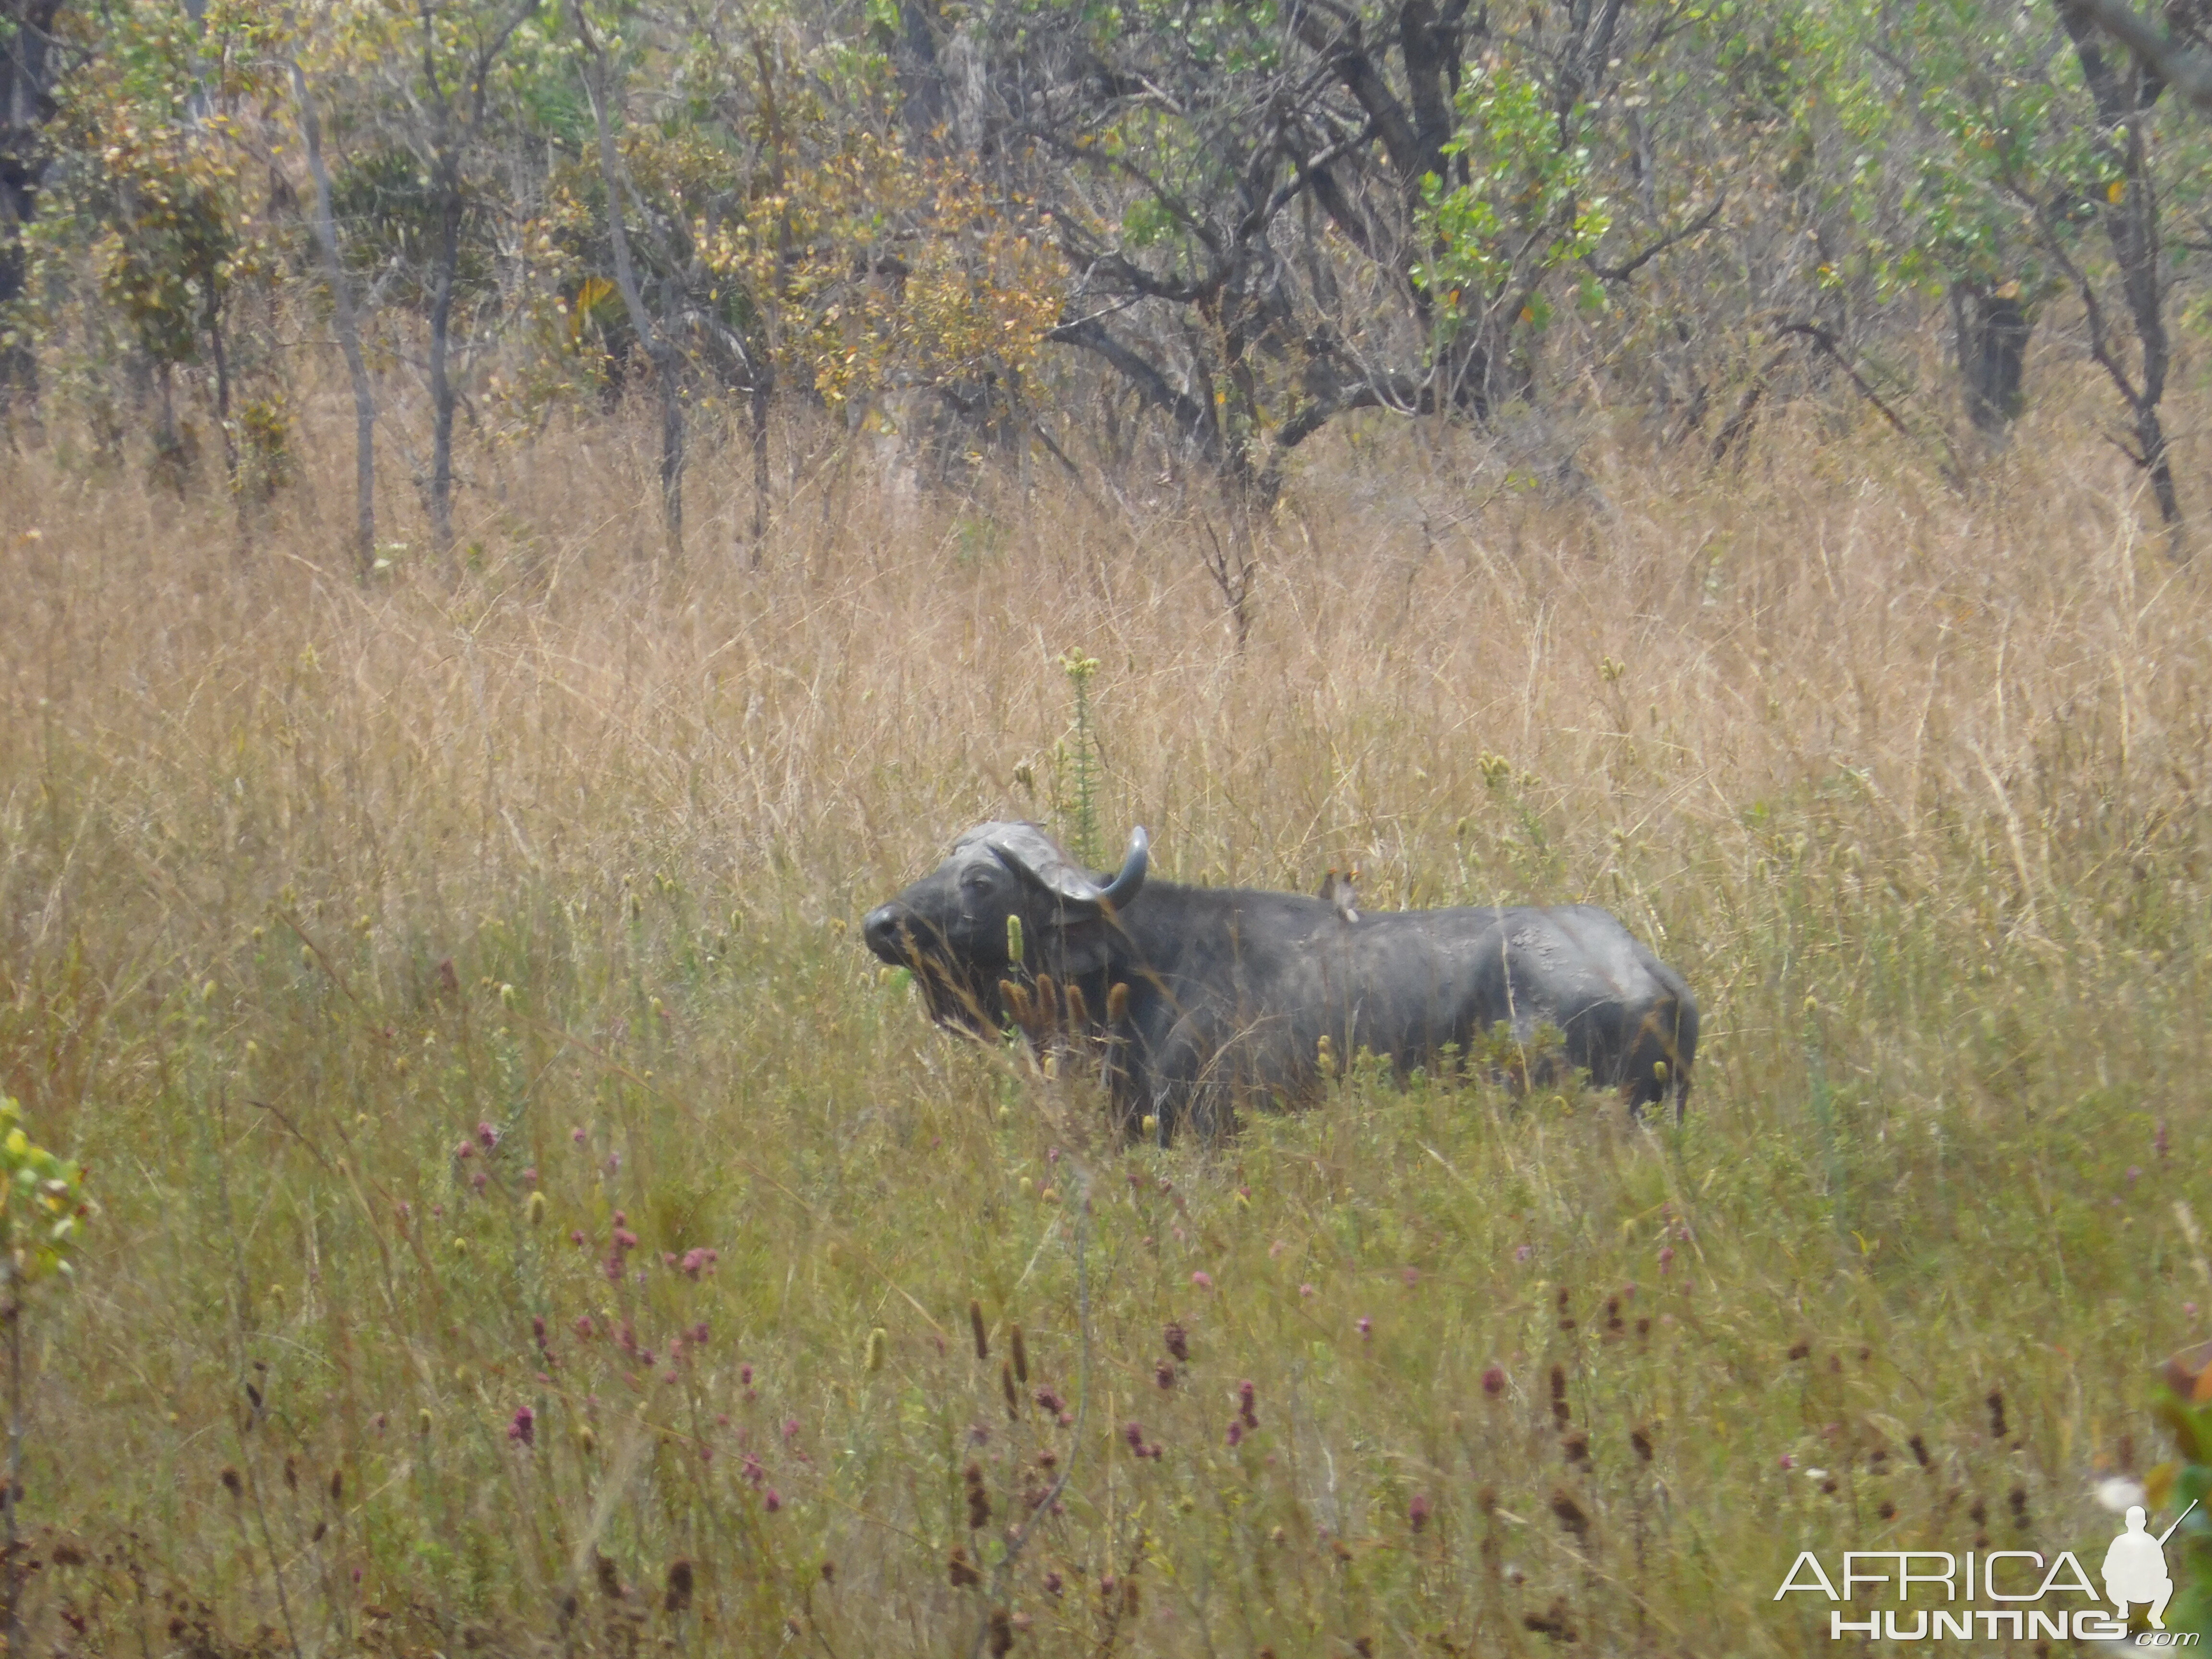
[966,821,1149,911]
[1094,826,1148,909]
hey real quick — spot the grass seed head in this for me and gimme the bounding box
[1010,1322,1028,1384]
[969,1299,988,1361]
[663,1558,693,1614]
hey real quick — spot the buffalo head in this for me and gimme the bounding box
[862,822,1149,1035]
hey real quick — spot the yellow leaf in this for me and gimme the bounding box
[2108,180,2125,203]
[2146,1461,2176,1509]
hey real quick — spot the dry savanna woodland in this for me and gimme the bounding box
[4,0,2212,1652]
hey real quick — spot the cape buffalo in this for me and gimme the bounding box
[862,821,1697,1138]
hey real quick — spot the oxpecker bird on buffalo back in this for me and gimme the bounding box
[863,822,1697,1141]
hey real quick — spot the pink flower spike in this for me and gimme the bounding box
[476,1121,498,1150]
[763,1488,781,1513]
[454,1140,474,1160]
[1409,1492,1431,1533]
[571,1126,587,1145]
[1300,1283,1317,1298]
[507,1406,534,1448]
[1481,1363,1506,1396]
[1190,1271,1214,1290]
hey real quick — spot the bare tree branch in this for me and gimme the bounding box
[2059,0,2212,114]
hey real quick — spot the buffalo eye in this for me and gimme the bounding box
[957,865,1005,912]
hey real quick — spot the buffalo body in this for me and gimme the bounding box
[863,823,1697,1137]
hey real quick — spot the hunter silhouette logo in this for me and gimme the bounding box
[2107,1501,2200,1631]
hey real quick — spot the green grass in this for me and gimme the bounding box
[0,388,2208,1655]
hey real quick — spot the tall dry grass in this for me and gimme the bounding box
[0,363,2208,1654]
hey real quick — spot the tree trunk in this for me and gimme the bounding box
[575,17,683,559]
[291,58,376,579]
[1955,284,2030,435]
[427,150,461,561]
[894,0,947,144]
[2056,9,2183,548]
[0,0,62,398]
